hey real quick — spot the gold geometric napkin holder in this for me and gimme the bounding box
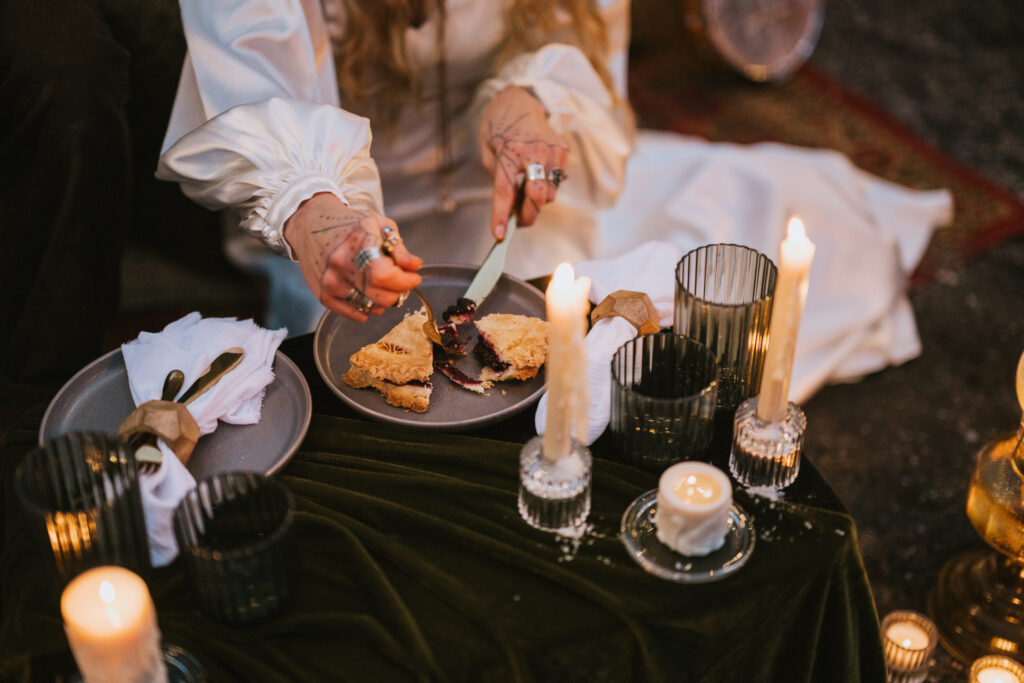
[590,289,660,335]
[119,400,200,466]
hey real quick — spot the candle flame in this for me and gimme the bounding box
[99,580,115,605]
[787,216,806,241]
[681,474,716,500]
[551,262,574,288]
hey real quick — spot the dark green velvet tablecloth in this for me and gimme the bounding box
[0,338,886,682]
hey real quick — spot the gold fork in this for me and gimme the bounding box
[411,287,443,345]
[381,241,442,345]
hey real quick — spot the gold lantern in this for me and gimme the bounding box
[929,350,1024,664]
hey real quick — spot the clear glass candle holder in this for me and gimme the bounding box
[518,436,592,536]
[881,610,938,683]
[728,396,806,490]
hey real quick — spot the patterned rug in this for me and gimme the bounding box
[626,55,1024,286]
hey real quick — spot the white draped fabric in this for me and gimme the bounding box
[156,0,953,405]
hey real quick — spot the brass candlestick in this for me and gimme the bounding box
[929,351,1024,664]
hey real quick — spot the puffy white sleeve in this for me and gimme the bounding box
[155,0,381,258]
[472,0,634,210]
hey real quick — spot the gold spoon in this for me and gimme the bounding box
[134,369,185,473]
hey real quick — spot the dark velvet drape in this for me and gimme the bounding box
[0,337,886,682]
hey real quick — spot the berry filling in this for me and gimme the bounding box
[383,378,432,389]
[433,358,485,393]
[437,323,466,356]
[442,297,477,325]
[473,333,510,373]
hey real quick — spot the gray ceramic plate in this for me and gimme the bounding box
[39,349,311,480]
[313,264,547,431]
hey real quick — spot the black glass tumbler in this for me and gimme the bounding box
[674,244,777,418]
[173,471,297,625]
[14,432,151,585]
[610,333,720,472]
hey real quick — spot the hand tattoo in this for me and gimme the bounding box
[308,211,381,292]
[484,112,568,216]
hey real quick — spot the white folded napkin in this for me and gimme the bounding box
[535,135,953,445]
[121,312,287,566]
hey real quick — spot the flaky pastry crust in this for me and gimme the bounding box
[347,311,433,384]
[474,314,549,387]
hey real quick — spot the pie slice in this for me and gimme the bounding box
[342,311,434,413]
[473,314,550,388]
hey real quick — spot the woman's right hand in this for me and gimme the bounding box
[284,193,422,322]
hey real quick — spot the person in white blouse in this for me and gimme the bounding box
[157,0,954,408]
[157,0,634,333]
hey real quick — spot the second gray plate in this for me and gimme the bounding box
[39,350,312,480]
[313,264,547,431]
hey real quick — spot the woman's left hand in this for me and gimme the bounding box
[479,86,568,240]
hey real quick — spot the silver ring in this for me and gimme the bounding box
[394,291,410,308]
[355,246,382,272]
[525,163,546,182]
[549,168,567,188]
[344,287,374,313]
[381,225,397,237]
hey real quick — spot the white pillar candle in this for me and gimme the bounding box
[970,655,1024,683]
[543,262,591,463]
[758,216,816,423]
[61,566,167,683]
[654,462,732,556]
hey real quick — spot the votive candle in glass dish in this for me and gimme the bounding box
[654,461,732,556]
[881,610,938,683]
[969,655,1024,683]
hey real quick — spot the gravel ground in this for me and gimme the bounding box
[807,1,1024,678]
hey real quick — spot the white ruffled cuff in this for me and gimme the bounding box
[240,172,349,260]
[157,97,383,260]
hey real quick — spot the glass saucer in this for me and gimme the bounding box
[620,489,755,583]
[68,643,206,683]
[163,644,207,682]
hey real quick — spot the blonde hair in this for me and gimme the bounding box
[333,0,616,125]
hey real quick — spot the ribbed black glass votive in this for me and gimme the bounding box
[610,333,720,472]
[674,244,777,417]
[15,432,151,585]
[173,471,297,625]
